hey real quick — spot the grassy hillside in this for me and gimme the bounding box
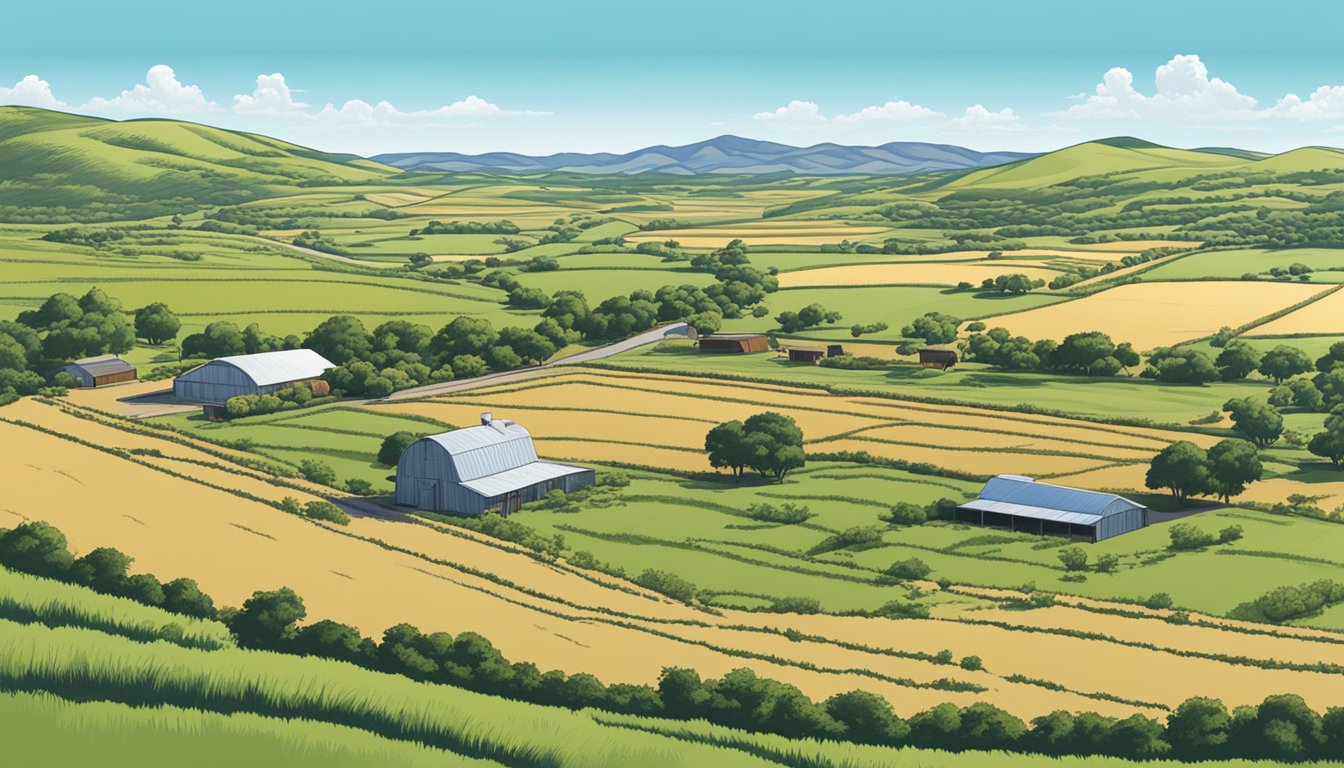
[0,107,394,222]
[944,139,1247,189]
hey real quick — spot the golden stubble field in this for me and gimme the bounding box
[976,281,1328,349]
[9,395,1344,718]
[374,369,1212,478]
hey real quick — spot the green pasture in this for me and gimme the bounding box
[1141,248,1344,282]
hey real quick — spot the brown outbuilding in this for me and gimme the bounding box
[918,347,959,370]
[697,333,770,354]
[60,355,137,387]
[784,343,843,363]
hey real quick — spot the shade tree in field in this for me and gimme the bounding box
[776,303,842,333]
[1309,407,1344,469]
[1146,438,1262,502]
[1214,340,1262,381]
[1143,347,1219,385]
[704,411,806,483]
[961,328,1137,377]
[1258,345,1314,384]
[980,273,1045,295]
[901,312,961,344]
[1222,397,1283,446]
[378,431,422,467]
[133,302,181,345]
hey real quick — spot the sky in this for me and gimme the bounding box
[4,0,1344,156]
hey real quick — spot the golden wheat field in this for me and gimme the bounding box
[11,394,1344,719]
[1245,285,1344,336]
[976,281,1327,348]
[776,263,1063,288]
[370,369,1220,482]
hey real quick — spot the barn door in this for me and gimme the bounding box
[416,480,436,509]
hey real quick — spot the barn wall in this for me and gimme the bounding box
[174,361,260,403]
[1096,507,1147,541]
[93,369,137,386]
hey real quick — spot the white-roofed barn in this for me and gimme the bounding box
[396,413,595,515]
[173,349,335,417]
[955,474,1148,542]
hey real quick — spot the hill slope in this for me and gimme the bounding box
[374,135,1035,176]
[0,107,395,221]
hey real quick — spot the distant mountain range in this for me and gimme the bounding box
[373,135,1036,176]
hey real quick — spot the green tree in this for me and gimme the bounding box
[1308,407,1344,469]
[1259,345,1314,384]
[825,689,909,744]
[0,521,74,578]
[743,411,806,482]
[705,420,751,481]
[1206,438,1262,502]
[1145,441,1210,501]
[900,312,961,344]
[161,577,216,619]
[71,546,132,593]
[133,302,181,345]
[884,557,932,581]
[885,501,927,525]
[1165,697,1231,757]
[1222,397,1283,446]
[1215,340,1262,381]
[181,321,246,359]
[305,315,373,365]
[228,587,306,650]
[378,431,420,467]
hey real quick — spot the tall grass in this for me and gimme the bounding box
[0,620,778,768]
[0,567,232,650]
[0,689,502,768]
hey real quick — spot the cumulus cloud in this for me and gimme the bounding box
[1060,54,1258,120]
[233,72,308,115]
[950,104,1019,129]
[753,98,942,128]
[82,65,219,114]
[1269,86,1344,120]
[0,74,64,108]
[309,94,548,128]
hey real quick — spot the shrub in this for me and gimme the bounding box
[1057,546,1089,571]
[884,557,933,581]
[1169,522,1217,550]
[378,431,421,467]
[874,600,931,619]
[745,502,814,524]
[884,501,927,525]
[959,655,984,671]
[634,569,697,602]
[1218,524,1244,543]
[303,501,351,525]
[297,459,338,486]
[808,526,884,555]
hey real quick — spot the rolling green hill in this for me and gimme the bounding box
[942,138,1250,190]
[0,107,395,222]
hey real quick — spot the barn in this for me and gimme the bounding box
[396,412,595,515]
[174,349,335,417]
[918,347,958,370]
[955,475,1147,542]
[698,333,769,354]
[785,343,843,363]
[61,355,137,387]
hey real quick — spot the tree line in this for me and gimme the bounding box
[4,518,1343,762]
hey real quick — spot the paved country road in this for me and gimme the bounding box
[117,322,692,416]
[378,322,691,401]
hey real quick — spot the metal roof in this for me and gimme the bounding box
[214,349,335,386]
[701,333,767,340]
[458,460,590,498]
[975,475,1143,518]
[65,355,135,376]
[423,420,540,481]
[959,498,1101,526]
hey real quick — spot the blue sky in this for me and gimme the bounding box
[4,0,1344,155]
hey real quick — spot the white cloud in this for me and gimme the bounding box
[1060,54,1257,120]
[1270,86,1344,120]
[753,99,942,128]
[82,65,219,114]
[951,104,1019,129]
[0,75,64,108]
[309,94,548,128]
[233,72,307,115]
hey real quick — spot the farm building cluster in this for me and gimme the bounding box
[61,355,137,387]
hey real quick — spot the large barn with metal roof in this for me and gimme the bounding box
[955,475,1148,542]
[173,349,335,417]
[396,412,595,515]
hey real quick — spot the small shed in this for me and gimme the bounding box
[918,347,959,370]
[955,475,1147,542]
[174,349,335,417]
[396,413,594,515]
[698,333,769,354]
[785,343,843,364]
[61,355,137,387]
